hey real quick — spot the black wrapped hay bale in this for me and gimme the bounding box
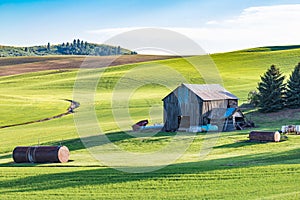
[13,146,69,163]
[249,131,280,142]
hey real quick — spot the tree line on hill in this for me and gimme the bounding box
[248,62,300,112]
[0,39,137,57]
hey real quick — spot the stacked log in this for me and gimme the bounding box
[249,131,280,142]
[13,146,69,163]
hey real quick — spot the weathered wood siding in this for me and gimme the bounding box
[163,85,201,131]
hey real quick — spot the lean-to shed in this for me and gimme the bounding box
[162,83,239,132]
[208,108,246,131]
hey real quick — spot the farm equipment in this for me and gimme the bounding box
[281,125,300,134]
[132,119,149,131]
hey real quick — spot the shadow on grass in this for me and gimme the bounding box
[0,147,300,193]
[39,131,190,152]
[0,154,12,160]
[0,131,181,166]
[213,139,279,149]
[0,130,247,166]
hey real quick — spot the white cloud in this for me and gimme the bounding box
[205,20,218,25]
[87,27,145,39]
[87,4,300,53]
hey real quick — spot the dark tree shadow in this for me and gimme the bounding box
[0,147,300,193]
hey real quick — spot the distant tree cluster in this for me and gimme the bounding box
[56,39,126,56]
[0,39,136,57]
[249,63,300,112]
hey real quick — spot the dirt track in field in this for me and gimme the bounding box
[0,100,79,129]
[0,55,179,76]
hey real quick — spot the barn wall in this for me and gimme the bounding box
[163,85,202,131]
[163,96,180,131]
[177,86,201,128]
[202,100,227,115]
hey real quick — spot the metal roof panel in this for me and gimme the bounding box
[182,83,238,100]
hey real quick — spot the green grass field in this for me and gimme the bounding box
[1,47,300,199]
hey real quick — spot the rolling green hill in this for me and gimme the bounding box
[1,45,300,199]
[236,44,300,52]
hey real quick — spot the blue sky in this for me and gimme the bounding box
[1,0,300,53]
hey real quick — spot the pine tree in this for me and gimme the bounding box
[285,62,300,108]
[73,39,76,47]
[257,65,285,112]
[117,46,121,54]
[77,39,81,47]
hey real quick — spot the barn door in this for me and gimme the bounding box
[178,116,190,130]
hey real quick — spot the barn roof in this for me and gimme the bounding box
[182,84,238,101]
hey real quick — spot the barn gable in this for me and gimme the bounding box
[162,83,239,132]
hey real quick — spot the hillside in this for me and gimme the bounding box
[0,44,300,141]
[235,44,300,52]
[1,45,300,199]
[0,39,136,57]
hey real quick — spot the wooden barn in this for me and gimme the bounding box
[162,83,242,132]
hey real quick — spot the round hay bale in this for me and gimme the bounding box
[274,131,280,142]
[57,146,69,163]
[13,146,69,163]
[249,131,281,142]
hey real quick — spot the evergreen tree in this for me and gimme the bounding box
[107,47,111,55]
[73,39,76,47]
[285,62,300,108]
[117,46,121,54]
[257,65,285,112]
[47,42,51,51]
[77,39,81,47]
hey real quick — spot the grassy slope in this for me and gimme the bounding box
[1,47,300,199]
[212,48,300,101]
